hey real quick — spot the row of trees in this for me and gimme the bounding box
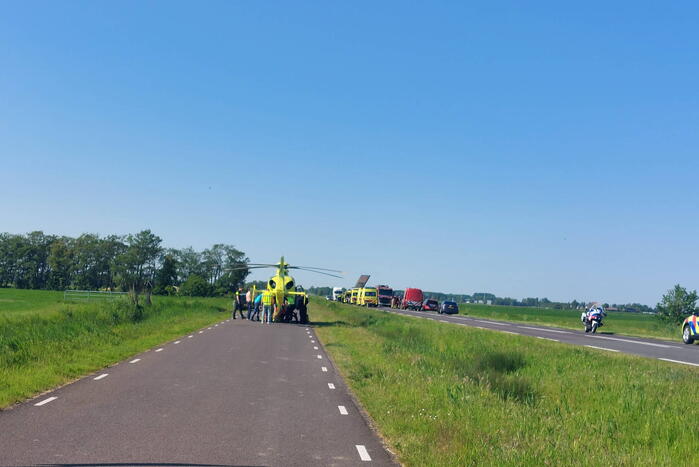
[0,231,249,303]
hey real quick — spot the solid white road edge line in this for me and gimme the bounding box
[518,326,572,334]
[593,336,672,348]
[94,373,108,380]
[659,358,699,367]
[338,405,348,415]
[328,383,335,389]
[475,320,509,326]
[536,336,559,342]
[130,358,141,363]
[356,445,372,462]
[501,331,519,335]
[585,345,619,352]
[34,397,57,406]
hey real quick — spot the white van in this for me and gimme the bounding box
[332,287,343,301]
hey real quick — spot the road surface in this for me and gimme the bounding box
[382,307,699,367]
[0,318,395,467]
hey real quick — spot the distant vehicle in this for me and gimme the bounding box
[357,287,379,307]
[332,287,343,301]
[682,312,699,344]
[439,300,459,314]
[401,288,424,310]
[376,285,393,307]
[350,288,359,305]
[422,299,439,312]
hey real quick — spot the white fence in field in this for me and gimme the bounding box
[63,290,128,302]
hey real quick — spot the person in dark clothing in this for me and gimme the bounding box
[296,293,309,324]
[232,287,247,319]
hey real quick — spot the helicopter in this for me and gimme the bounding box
[229,256,342,322]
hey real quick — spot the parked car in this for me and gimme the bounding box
[439,300,459,314]
[422,299,439,312]
[401,288,424,310]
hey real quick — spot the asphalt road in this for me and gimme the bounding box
[381,307,699,367]
[0,318,395,467]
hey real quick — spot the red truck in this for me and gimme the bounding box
[376,285,393,307]
[401,288,424,311]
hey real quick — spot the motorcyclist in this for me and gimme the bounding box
[582,305,606,331]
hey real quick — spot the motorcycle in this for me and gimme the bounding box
[581,311,604,334]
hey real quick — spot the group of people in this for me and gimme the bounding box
[232,287,309,324]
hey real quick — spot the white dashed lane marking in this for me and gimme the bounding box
[585,345,619,352]
[321,367,328,372]
[317,355,323,359]
[328,383,335,389]
[659,358,699,367]
[198,331,203,334]
[536,336,559,342]
[130,359,141,364]
[93,374,108,381]
[314,346,319,350]
[338,405,348,415]
[174,341,181,344]
[34,397,57,406]
[356,445,372,461]
[155,348,163,352]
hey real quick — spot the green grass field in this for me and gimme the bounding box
[0,288,230,408]
[458,303,678,340]
[311,299,699,466]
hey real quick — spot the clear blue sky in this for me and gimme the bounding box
[1,1,697,305]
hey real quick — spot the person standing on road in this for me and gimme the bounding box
[233,287,247,320]
[245,288,253,319]
[297,293,309,324]
[251,292,262,321]
[262,291,275,324]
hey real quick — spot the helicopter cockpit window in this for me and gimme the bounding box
[286,280,295,290]
[269,279,276,288]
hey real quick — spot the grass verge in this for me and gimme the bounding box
[311,298,699,466]
[0,289,229,408]
[458,303,678,341]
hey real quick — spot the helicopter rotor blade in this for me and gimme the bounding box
[292,267,343,278]
[288,266,343,273]
[225,265,273,271]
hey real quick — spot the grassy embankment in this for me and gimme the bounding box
[311,298,699,466]
[0,288,229,408]
[458,303,677,340]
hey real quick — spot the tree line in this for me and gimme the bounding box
[0,230,249,303]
